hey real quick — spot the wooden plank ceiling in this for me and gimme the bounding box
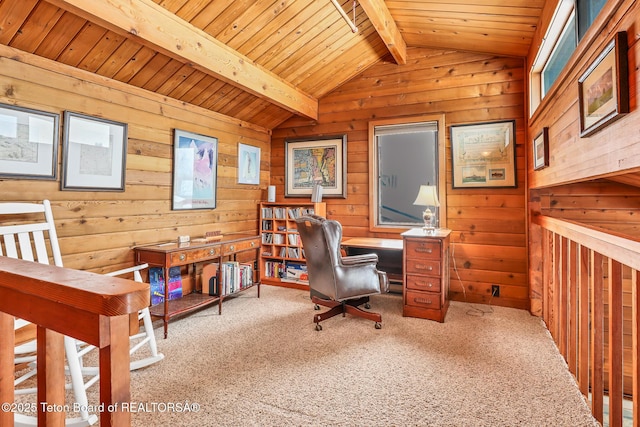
[0,0,544,129]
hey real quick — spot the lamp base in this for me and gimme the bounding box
[422,225,437,234]
[422,208,436,233]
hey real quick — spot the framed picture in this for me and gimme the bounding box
[62,111,127,191]
[533,127,549,171]
[237,143,260,185]
[285,135,347,198]
[450,120,516,188]
[172,129,218,210]
[578,31,628,138]
[0,103,59,180]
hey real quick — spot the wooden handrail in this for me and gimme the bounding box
[535,215,640,271]
[0,257,149,426]
[534,214,640,426]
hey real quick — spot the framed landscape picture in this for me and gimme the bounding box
[172,129,218,210]
[285,135,347,198]
[578,31,629,137]
[0,103,59,180]
[450,120,516,188]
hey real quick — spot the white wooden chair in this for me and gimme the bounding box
[2,200,162,426]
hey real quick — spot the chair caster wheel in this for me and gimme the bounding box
[365,303,371,309]
[314,304,321,310]
[315,323,323,331]
[375,322,382,329]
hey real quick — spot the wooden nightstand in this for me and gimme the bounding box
[401,228,451,322]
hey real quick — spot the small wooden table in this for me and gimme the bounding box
[134,234,260,338]
[341,237,403,293]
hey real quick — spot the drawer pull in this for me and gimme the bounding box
[209,249,215,255]
[414,298,432,305]
[229,245,235,251]
[250,241,255,247]
[179,254,186,261]
[416,264,433,271]
[416,281,433,288]
[416,247,433,254]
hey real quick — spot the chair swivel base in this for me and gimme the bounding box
[312,295,382,330]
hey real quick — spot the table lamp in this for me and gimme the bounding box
[413,185,440,232]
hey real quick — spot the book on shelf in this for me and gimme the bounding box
[149,266,183,305]
[264,260,286,279]
[288,207,301,219]
[286,262,308,282]
[287,233,300,245]
[287,247,301,258]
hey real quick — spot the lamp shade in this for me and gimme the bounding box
[413,185,440,207]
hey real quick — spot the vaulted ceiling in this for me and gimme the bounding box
[0,0,545,129]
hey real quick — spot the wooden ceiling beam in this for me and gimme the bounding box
[45,0,318,120]
[358,0,407,65]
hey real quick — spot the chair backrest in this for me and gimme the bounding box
[296,215,344,299]
[0,199,63,267]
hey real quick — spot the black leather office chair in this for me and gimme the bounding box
[296,214,388,330]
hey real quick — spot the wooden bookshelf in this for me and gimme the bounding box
[259,202,326,290]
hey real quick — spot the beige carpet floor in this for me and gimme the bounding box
[114,285,599,427]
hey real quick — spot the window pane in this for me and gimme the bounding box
[578,0,606,40]
[542,14,576,96]
[377,131,437,226]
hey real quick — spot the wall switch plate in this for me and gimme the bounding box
[178,235,190,243]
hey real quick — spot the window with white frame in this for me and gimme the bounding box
[530,0,606,115]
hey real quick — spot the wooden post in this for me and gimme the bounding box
[37,326,65,426]
[590,252,604,423]
[99,314,132,426]
[0,312,15,426]
[608,260,623,427]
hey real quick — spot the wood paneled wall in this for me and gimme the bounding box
[272,47,529,310]
[0,45,271,277]
[527,0,640,315]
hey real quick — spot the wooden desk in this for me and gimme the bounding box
[341,237,403,293]
[134,234,260,338]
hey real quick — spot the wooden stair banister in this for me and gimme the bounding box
[533,214,640,426]
[0,257,149,426]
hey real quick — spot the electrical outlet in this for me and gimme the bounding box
[491,285,500,297]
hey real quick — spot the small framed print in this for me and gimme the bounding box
[62,111,127,191]
[0,103,59,180]
[533,127,549,171]
[237,143,260,185]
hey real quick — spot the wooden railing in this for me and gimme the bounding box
[0,256,149,426]
[535,215,640,427]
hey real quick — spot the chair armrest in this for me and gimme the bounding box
[341,253,378,266]
[378,271,389,293]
